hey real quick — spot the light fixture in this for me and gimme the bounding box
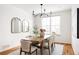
[32,4,48,17]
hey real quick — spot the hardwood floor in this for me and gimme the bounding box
[63,44,74,55]
[0,46,19,55]
[0,43,74,55]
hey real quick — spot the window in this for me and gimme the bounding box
[41,16,60,35]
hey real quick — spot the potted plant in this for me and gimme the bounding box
[33,26,39,37]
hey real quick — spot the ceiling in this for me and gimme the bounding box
[11,4,79,14]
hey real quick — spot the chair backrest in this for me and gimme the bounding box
[46,32,56,45]
[52,32,56,40]
[20,39,31,52]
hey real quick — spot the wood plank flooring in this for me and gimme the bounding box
[63,44,74,55]
[0,43,74,55]
[0,46,19,55]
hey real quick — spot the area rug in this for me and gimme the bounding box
[8,44,64,55]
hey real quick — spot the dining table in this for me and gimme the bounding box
[24,35,51,55]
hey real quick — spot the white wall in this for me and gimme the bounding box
[34,9,72,44]
[72,6,79,55]
[0,5,33,51]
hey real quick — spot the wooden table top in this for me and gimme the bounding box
[23,35,51,43]
[32,37,44,43]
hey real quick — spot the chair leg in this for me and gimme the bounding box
[49,48,51,55]
[40,48,43,55]
[25,52,26,55]
[20,51,22,55]
[48,45,51,55]
[36,49,37,55]
[20,48,22,55]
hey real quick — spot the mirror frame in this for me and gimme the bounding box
[22,19,29,32]
[11,17,22,33]
[11,17,29,33]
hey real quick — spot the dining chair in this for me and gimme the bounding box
[20,39,38,55]
[31,37,44,55]
[33,37,53,55]
[43,37,53,55]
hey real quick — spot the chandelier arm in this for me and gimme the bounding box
[32,4,50,17]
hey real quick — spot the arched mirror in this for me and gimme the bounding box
[11,17,29,33]
[11,17,22,33]
[22,19,29,32]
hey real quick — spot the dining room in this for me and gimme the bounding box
[0,4,78,55]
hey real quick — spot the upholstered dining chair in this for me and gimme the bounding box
[20,39,38,55]
[43,37,53,55]
[43,39,50,55]
[33,37,53,55]
[31,37,44,55]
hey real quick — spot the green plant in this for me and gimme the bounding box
[33,26,38,35]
